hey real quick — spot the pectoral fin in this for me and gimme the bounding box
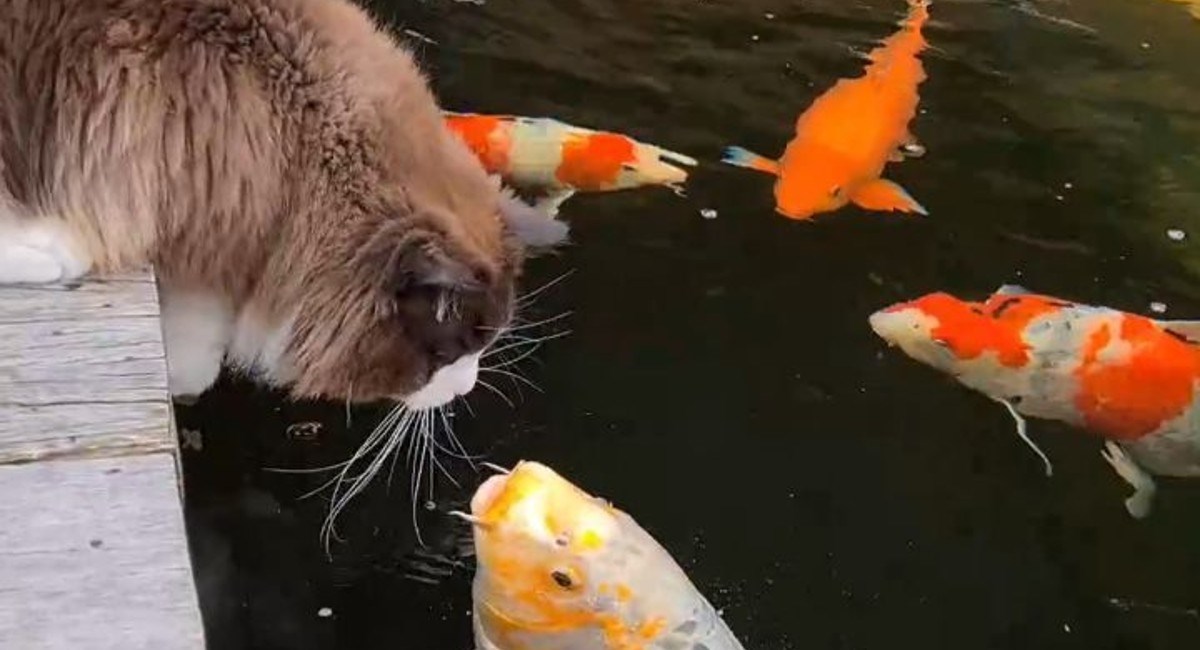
[1158,319,1200,343]
[848,178,928,215]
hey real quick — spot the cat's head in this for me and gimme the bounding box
[272,128,549,408]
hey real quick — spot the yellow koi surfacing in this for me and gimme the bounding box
[463,461,745,650]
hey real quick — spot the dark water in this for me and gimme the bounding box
[179,0,1200,648]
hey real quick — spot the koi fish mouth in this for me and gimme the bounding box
[471,472,511,516]
[868,308,909,346]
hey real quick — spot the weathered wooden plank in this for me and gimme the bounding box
[0,271,204,649]
[0,271,174,457]
[0,453,205,650]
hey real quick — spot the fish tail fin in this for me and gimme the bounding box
[720,146,779,175]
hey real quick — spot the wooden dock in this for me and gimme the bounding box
[0,272,206,649]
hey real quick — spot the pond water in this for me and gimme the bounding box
[178,0,1200,648]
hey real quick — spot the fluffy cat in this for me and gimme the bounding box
[0,0,558,408]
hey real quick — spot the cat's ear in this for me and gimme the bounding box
[359,218,484,295]
[388,238,480,295]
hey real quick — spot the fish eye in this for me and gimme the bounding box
[551,570,574,589]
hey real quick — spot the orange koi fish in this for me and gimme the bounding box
[444,112,698,215]
[870,285,1200,518]
[721,0,931,220]
[454,461,745,650]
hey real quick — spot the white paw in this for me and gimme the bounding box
[0,220,91,284]
[0,245,72,283]
[160,287,234,399]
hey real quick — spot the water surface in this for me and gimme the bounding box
[180,1,1200,648]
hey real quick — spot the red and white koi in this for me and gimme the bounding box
[870,285,1200,518]
[444,112,697,215]
[454,461,745,650]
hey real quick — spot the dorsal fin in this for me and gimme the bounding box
[994,284,1030,296]
[1157,320,1200,343]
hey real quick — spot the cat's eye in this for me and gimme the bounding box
[551,570,574,589]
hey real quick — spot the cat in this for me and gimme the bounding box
[0,0,563,408]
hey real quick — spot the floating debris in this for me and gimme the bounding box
[751,34,760,41]
[765,12,776,20]
[1167,228,1187,241]
[180,428,204,452]
[1150,301,1168,314]
[286,421,323,441]
[700,208,719,220]
[317,607,333,618]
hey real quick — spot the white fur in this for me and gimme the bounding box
[159,287,235,397]
[404,352,481,410]
[496,186,570,248]
[0,216,92,284]
[227,308,297,387]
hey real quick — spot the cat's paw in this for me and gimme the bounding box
[0,221,92,284]
[160,287,235,399]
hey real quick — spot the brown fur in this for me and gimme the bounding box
[0,0,522,402]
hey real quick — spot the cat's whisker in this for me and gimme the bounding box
[439,407,480,466]
[482,329,572,360]
[476,378,517,408]
[482,366,543,394]
[479,310,572,333]
[516,269,575,308]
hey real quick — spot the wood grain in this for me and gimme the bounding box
[0,454,206,649]
[0,272,206,649]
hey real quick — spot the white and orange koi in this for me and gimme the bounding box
[456,461,745,650]
[444,112,698,215]
[870,285,1200,518]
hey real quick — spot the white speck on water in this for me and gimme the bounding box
[765,12,776,19]
[1055,194,1064,201]
[1063,181,1073,189]
[717,609,725,617]
[700,208,718,220]
[1167,228,1186,241]
[751,34,760,41]
[1141,41,1151,49]
[318,607,333,618]
[1150,301,1168,314]
[1063,623,1072,633]
[424,500,437,511]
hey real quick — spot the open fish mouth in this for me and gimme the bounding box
[470,472,511,516]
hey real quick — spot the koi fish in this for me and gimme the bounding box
[869,285,1200,518]
[444,112,698,215]
[721,0,931,220]
[454,461,745,650]
[1163,0,1200,20]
